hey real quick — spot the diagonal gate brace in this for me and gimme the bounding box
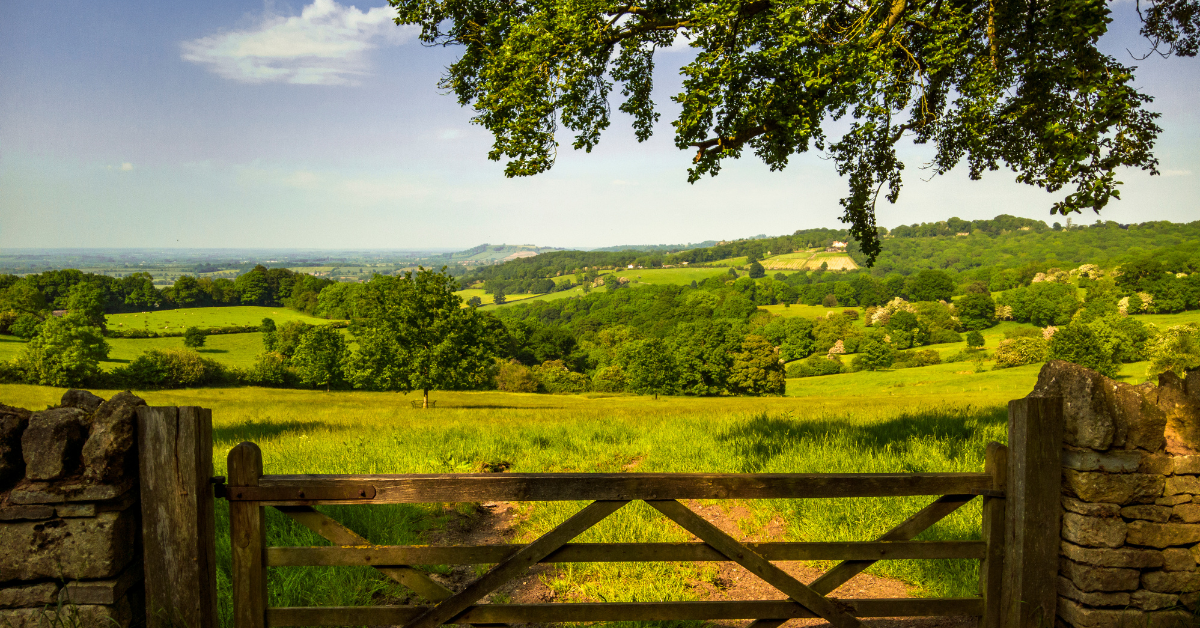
[810,494,977,595]
[647,500,863,628]
[403,500,629,628]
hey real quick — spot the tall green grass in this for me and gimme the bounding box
[0,385,1010,626]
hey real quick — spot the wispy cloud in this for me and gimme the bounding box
[1162,169,1192,177]
[181,0,413,85]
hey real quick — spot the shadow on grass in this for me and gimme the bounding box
[198,349,229,354]
[214,420,343,443]
[101,357,131,364]
[716,406,1007,472]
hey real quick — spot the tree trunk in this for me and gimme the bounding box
[423,389,429,409]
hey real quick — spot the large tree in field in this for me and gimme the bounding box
[349,268,496,407]
[389,0,1196,262]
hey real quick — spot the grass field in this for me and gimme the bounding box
[106,306,334,332]
[611,267,736,285]
[0,382,1014,627]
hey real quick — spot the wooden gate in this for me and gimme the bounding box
[223,440,1010,628]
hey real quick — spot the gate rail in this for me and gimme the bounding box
[225,440,1009,628]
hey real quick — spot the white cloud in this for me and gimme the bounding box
[1162,169,1192,177]
[181,0,414,85]
[120,162,134,171]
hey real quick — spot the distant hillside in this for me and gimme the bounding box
[590,241,720,253]
[436,244,564,265]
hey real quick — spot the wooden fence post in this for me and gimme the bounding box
[1000,397,1063,628]
[979,441,1007,628]
[229,442,268,628]
[137,406,219,628]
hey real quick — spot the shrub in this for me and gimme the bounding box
[1048,319,1121,377]
[114,348,227,389]
[496,360,538,392]
[855,339,895,371]
[993,337,1048,369]
[786,355,844,378]
[591,365,627,392]
[821,294,839,308]
[930,329,963,344]
[1146,324,1200,379]
[944,348,986,363]
[894,349,941,369]
[841,309,859,321]
[533,360,590,394]
[244,352,293,387]
[14,314,109,387]
[966,331,985,348]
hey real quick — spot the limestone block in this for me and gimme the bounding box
[20,407,89,481]
[1058,575,1132,607]
[0,582,58,609]
[1063,512,1128,548]
[1161,369,1200,454]
[1132,589,1182,610]
[0,510,135,582]
[0,596,130,628]
[80,391,145,484]
[1057,598,1145,628]
[8,477,134,505]
[1174,503,1200,523]
[1064,496,1122,517]
[59,389,104,412]
[1122,505,1172,522]
[1159,494,1193,506]
[1063,448,1142,472]
[1030,360,1168,451]
[0,505,54,522]
[1143,570,1200,593]
[1145,610,1196,628]
[1064,470,1164,504]
[1165,475,1200,495]
[1127,521,1200,548]
[1061,540,1165,568]
[0,405,30,490]
[1174,456,1200,475]
[62,562,142,605]
[1060,558,1140,591]
[1141,453,1175,475]
[1164,547,1197,571]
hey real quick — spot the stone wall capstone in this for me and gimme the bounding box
[0,389,145,628]
[1031,360,1200,628]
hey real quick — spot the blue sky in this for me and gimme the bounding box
[1,0,1196,250]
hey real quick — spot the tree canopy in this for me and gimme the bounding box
[390,0,1196,262]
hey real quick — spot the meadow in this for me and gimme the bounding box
[2,377,1027,627]
[106,306,333,332]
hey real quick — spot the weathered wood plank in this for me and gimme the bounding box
[137,406,218,628]
[809,494,977,595]
[237,472,992,505]
[980,442,1008,628]
[1000,397,1061,628]
[266,540,987,567]
[229,442,268,628]
[648,499,862,628]
[404,500,629,628]
[274,505,452,602]
[267,598,985,626]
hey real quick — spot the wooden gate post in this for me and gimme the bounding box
[229,442,269,628]
[1000,396,1063,628]
[979,441,1007,628]
[137,406,219,628]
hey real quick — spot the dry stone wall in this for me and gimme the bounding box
[0,390,146,628]
[1028,360,1200,628]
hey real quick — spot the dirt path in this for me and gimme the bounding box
[423,501,975,628]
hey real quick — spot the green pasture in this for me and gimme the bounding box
[106,306,333,332]
[1,382,1016,627]
[610,267,736,285]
